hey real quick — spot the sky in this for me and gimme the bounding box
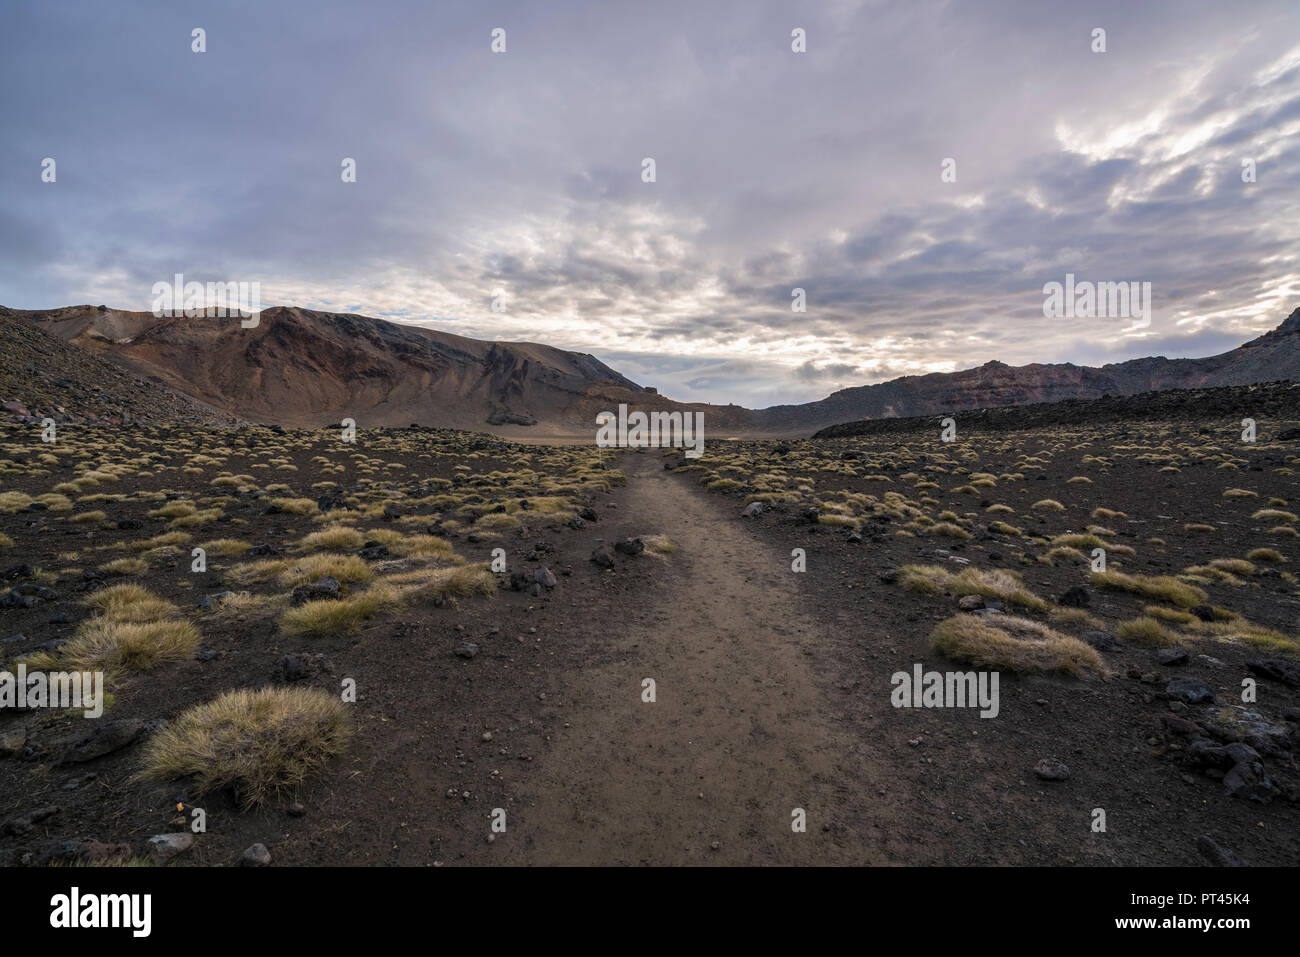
[2,0,1299,408]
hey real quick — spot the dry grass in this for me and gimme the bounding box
[930,614,1100,676]
[30,585,198,676]
[279,585,399,636]
[1246,547,1286,564]
[138,687,350,809]
[1090,570,1207,608]
[1116,616,1183,647]
[98,557,148,576]
[298,525,366,552]
[900,565,1049,611]
[928,521,971,540]
[198,538,253,557]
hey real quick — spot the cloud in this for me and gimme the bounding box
[1,0,1297,410]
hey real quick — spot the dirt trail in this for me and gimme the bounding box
[501,453,889,865]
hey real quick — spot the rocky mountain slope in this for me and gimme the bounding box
[760,306,1300,433]
[4,303,1298,436]
[0,306,242,427]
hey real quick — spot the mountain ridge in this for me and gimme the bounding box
[3,303,1297,437]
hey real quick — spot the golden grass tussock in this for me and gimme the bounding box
[138,687,350,809]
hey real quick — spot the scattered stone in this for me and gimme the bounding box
[0,726,27,758]
[1058,585,1091,608]
[290,576,341,606]
[357,544,390,560]
[1165,678,1214,705]
[1158,648,1189,666]
[742,502,763,518]
[147,832,194,863]
[240,843,272,867]
[1033,758,1070,782]
[199,590,239,610]
[454,641,479,660]
[877,567,900,584]
[590,544,616,569]
[533,566,557,589]
[273,652,333,684]
[287,802,305,818]
[1189,604,1216,623]
[1223,759,1279,804]
[2,805,60,836]
[1161,713,1203,737]
[1081,630,1116,651]
[1246,658,1300,689]
[614,537,644,557]
[1197,835,1248,867]
[57,719,144,764]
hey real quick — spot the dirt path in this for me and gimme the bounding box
[500,453,889,865]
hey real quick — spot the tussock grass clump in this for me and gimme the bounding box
[280,587,397,636]
[84,583,177,622]
[1252,508,1297,524]
[816,513,857,528]
[705,478,744,492]
[985,504,1015,514]
[268,497,319,516]
[1116,617,1182,647]
[1091,507,1127,521]
[1269,526,1299,538]
[930,615,1099,676]
[928,521,971,540]
[198,538,253,557]
[1222,488,1258,499]
[131,531,192,552]
[1195,619,1300,655]
[1246,547,1286,564]
[1041,546,1088,566]
[1031,499,1065,512]
[138,687,350,809]
[99,557,148,576]
[1050,606,1093,627]
[30,585,197,675]
[169,507,223,528]
[988,520,1021,536]
[1090,570,1206,608]
[476,513,521,530]
[1183,523,1216,534]
[55,618,199,674]
[299,525,366,552]
[900,565,1048,611]
[67,510,107,525]
[1051,533,1104,549]
[0,533,12,548]
[1210,558,1254,577]
[1145,605,1197,625]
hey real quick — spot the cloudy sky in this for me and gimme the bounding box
[3,0,1298,407]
